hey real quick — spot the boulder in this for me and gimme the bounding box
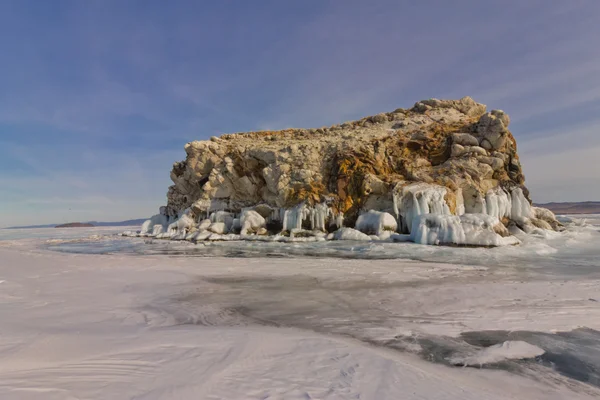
[332,227,372,241]
[355,210,398,236]
[208,222,228,234]
[476,112,509,151]
[198,219,212,231]
[240,210,267,235]
[452,133,480,147]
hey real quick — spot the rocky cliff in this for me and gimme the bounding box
[137,97,562,246]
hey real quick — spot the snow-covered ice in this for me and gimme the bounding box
[1,218,600,399]
[449,341,545,367]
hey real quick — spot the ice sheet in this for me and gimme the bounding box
[2,241,600,399]
[2,219,600,398]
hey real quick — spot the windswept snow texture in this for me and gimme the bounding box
[1,219,600,399]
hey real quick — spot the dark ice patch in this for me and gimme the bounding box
[402,328,600,388]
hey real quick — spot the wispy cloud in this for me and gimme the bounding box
[1,1,600,226]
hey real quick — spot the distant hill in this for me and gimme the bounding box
[55,222,95,228]
[4,218,147,229]
[85,219,147,227]
[535,202,600,215]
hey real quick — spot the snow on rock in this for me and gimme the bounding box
[377,230,394,241]
[355,210,398,236]
[151,224,165,236]
[508,223,526,236]
[185,231,197,241]
[333,227,372,241]
[193,230,212,241]
[155,231,174,239]
[533,207,557,222]
[206,233,241,241]
[410,213,519,246]
[198,219,212,231]
[532,206,563,231]
[240,210,266,235]
[167,209,195,235]
[140,208,170,236]
[460,214,518,246]
[172,231,188,241]
[449,341,545,367]
[210,211,235,232]
[208,222,228,234]
[460,213,502,230]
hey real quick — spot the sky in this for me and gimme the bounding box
[1,0,600,227]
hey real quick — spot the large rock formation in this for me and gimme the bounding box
[137,97,562,246]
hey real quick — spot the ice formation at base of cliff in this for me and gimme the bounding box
[130,183,560,247]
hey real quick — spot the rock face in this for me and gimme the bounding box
[139,97,562,246]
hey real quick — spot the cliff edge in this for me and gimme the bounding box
[137,97,561,246]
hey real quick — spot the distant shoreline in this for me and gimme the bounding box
[3,218,147,230]
[3,205,600,230]
[55,223,94,228]
[535,202,600,215]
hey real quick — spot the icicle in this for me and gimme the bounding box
[456,188,465,216]
[510,188,533,221]
[282,203,310,231]
[309,203,331,231]
[485,187,511,219]
[398,183,451,233]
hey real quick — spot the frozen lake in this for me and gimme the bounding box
[18,214,600,277]
[1,215,600,399]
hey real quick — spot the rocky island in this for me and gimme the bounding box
[134,97,562,246]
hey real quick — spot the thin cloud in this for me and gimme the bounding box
[1,1,600,226]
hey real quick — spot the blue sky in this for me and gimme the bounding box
[1,1,600,227]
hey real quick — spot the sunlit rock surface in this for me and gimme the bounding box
[138,97,562,246]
